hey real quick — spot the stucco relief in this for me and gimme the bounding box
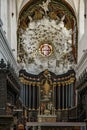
[17,0,77,74]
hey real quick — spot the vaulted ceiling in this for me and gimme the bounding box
[17,0,78,75]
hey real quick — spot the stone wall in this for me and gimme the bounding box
[0,19,19,74]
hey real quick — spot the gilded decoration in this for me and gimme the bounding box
[40,70,53,102]
[19,69,75,86]
[39,42,53,57]
[19,69,75,115]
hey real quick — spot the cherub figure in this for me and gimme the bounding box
[39,0,51,15]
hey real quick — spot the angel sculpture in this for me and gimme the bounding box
[39,0,51,15]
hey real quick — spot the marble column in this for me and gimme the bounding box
[58,86,60,109]
[67,84,69,108]
[28,85,29,107]
[71,83,74,107]
[25,84,26,106]
[62,85,64,109]
[34,86,37,109]
[37,86,39,109]
[60,85,62,109]
[33,85,35,109]
[54,85,56,109]
[69,83,71,108]
[56,86,58,109]
[25,84,28,107]
[66,84,68,109]
[29,84,31,109]
[23,84,25,105]
[38,85,40,114]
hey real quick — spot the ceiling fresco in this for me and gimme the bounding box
[17,0,77,75]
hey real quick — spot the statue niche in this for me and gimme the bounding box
[40,70,53,102]
[40,70,54,115]
[41,79,52,101]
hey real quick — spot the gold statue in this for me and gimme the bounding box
[43,80,50,95]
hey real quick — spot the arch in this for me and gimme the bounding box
[18,0,77,20]
[19,0,77,18]
[17,0,78,75]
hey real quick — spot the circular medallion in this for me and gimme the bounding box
[39,43,53,57]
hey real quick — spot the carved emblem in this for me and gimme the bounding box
[39,43,53,56]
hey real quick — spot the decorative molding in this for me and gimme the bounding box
[0,19,19,74]
[19,69,75,86]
